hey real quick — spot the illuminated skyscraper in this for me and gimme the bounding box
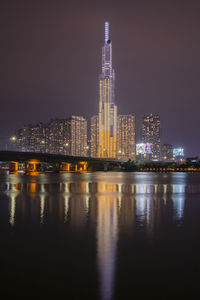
[16,116,87,156]
[70,116,88,157]
[90,115,99,157]
[117,115,136,160]
[142,114,161,160]
[46,116,87,156]
[162,144,173,161]
[98,22,117,158]
[16,123,46,153]
[47,119,68,154]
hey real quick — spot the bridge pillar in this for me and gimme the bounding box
[79,162,88,172]
[61,162,71,172]
[9,161,19,172]
[74,162,88,172]
[26,160,40,172]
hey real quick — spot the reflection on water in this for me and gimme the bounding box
[4,182,191,228]
[9,193,16,226]
[40,194,45,224]
[97,194,118,300]
[64,195,69,223]
[172,193,185,220]
[2,182,192,195]
[1,172,200,299]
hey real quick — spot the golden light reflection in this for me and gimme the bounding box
[9,194,16,226]
[29,183,37,193]
[64,195,69,223]
[97,195,118,300]
[40,194,45,224]
[28,171,39,176]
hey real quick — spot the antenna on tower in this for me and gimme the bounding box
[105,21,109,43]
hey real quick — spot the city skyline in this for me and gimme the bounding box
[0,0,200,157]
[8,23,184,160]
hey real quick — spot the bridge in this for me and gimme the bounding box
[0,151,127,172]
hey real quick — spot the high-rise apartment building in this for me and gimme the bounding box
[47,116,88,156]
[162,144,173,161]
[142,114,161,160]
[98,22,117,158]
[16,116,87,156]
[29,123,47,153]
[90,115,99,158]
[47,119,69,154]
[117,115,136,160]
[16,126,31,152]
[16,123,46,153]
[70,116,88,157]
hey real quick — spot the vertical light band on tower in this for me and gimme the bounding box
[105,22,109,43]
[99,22,117,158]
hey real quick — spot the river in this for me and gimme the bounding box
[0,171,200,299]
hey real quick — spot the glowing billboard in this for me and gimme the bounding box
[136,144,145,155]
[173,148,184,157]
[145,143,152,154]
[136,143,152,155]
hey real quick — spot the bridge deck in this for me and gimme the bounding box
[0,151,127,164]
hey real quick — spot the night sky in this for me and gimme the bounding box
[0,0,200,157]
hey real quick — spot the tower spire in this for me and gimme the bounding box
[105,21,109,43]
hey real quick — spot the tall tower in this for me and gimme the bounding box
[98,22,117,158]
[70,116,88,157]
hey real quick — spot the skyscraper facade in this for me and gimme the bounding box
[15,116,88,156]
[98,22,117,158]
[90,115,99,158]
[16,123,46,153]
[117,115,136,160]
[47,117,87,156]
[162,144,173,161]
[142,114,161,160]
[70,116,88,157]
[47,119,69,154]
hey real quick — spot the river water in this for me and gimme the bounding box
[0,171,200,299]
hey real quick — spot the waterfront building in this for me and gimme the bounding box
[16,116,87,156]
[142,114,161,160]
[136,143,153,161]
[98,22,117,158]
[117,115,135,160]
[47,116,88,156]
[17,123,46,153]
[70,116,88,157]
[16,125,31,152]
[90,115,99,157]
[162,144,173,161]
[29,123,47,153]
[47,119,68,154]
[173,147,184,161]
